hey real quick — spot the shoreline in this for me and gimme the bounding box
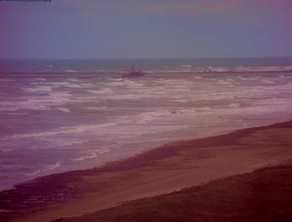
[0,119,272,193]
[1,119,292,221]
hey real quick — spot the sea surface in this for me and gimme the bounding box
[0,57,292,191]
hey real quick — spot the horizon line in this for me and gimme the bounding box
[0,56,292,60]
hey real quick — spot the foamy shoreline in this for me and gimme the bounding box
[1,68,292,191]
[1,119,292,222]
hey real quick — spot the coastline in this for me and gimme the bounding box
[1,119,292,222]
[1,70,292,79]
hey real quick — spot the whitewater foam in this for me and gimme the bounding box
[55,107,70,113]
[26,161,61,176]
[87,88,113,95]
[73,148,110,161]
[73,153,98,161]
[25,85,56,93]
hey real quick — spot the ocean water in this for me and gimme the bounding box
[0,58,292,191]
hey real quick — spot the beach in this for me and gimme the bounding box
[1,0,292,221]
[2,65,292,192]
[1,119,292,222]
[1,59,292,222]
[55,161,292,222]
[1,59,292,192]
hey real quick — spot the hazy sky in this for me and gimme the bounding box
[1,0,292,59]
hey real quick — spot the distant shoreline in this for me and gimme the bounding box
[0,70,291,79]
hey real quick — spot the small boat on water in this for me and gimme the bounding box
[122,65,144,78]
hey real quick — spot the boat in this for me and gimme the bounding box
[122,65,145,78]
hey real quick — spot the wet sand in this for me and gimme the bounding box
[1,120,292,222]
[55,161,292,222]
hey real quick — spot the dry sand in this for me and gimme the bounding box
[55,161,292,222]
[1,120,292,222]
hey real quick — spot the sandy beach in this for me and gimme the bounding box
[1,1,292,221]
[55,161,292,222]
[1,120,292,222]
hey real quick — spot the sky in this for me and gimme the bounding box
[0,0,292,59]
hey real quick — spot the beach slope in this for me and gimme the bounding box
[1,120,292,222]
[55,162,292,222]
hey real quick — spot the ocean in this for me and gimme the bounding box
[0,57,292,191]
